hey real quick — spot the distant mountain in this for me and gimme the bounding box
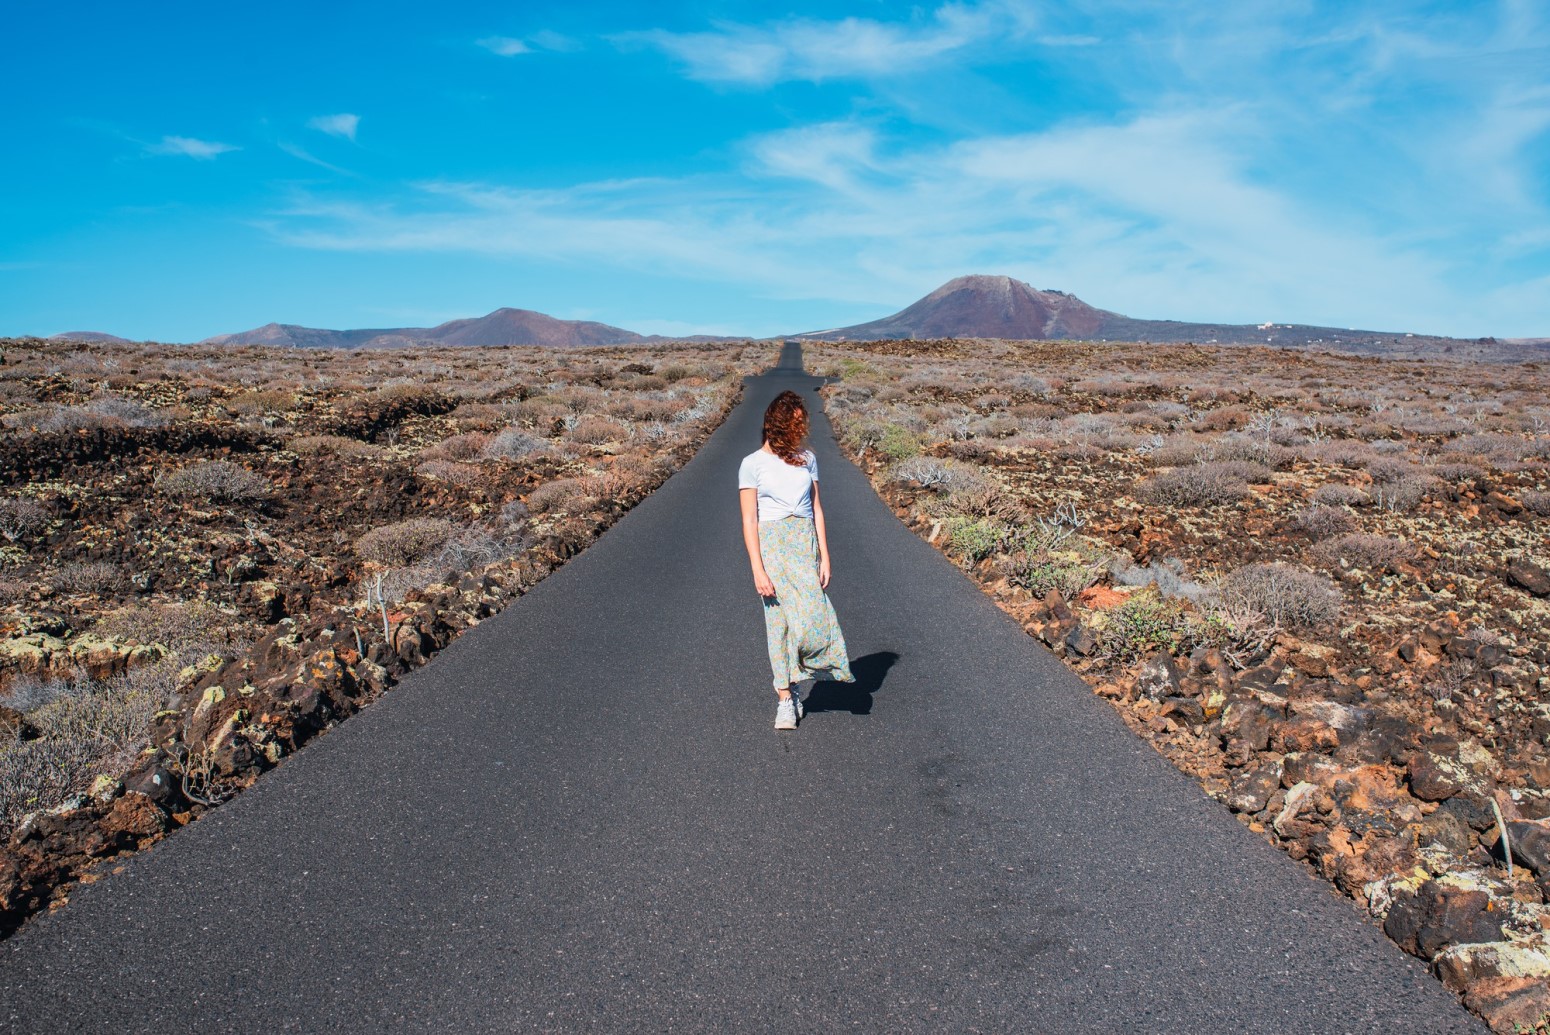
[796,274,1408,347]
[421,308,646,347]
[49,331,135,345]
[200,307,649,348]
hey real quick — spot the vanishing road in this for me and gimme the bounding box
[0,344,1477,1033]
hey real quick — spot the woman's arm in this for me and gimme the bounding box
[812,480,832,590]
[741,488,775,597]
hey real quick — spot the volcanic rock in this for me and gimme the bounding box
[1383,879,1504,959]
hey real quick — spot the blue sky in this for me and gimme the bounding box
[3,0,1548,340]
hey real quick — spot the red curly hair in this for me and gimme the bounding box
[762,390,810,466]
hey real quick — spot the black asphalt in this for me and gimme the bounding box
[0,344,1478,1033]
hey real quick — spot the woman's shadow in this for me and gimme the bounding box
[804,651,897,715]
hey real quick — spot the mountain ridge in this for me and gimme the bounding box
[795,274,1408,346]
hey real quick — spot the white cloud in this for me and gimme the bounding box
[307,113,360,141]
[476,36,530,56]
[147,135,238,159]
[278,141,353,175]
[620,2,1035,85]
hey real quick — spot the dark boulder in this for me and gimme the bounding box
[1383,879,1503,959]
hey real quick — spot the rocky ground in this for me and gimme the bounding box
[813,338,1550,1033]
[0,336,760,937]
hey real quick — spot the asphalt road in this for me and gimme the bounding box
[0,344,1479,1033]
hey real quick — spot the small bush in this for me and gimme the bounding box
[0,664,176,835]
[1431,462,1487,484]
[1312,482,1370,507]
[876,425,923,461]
[1102,593,1187,660]
[225,389,296,416]
[95,600,245,663]
[157,460,272,503]
[1221,563,1339,629]
[1291,504,1356,539]
[414,459,482,485]
[1524,490,1550,516]
[888,456,989,494]
[1312,533,1415,571]
[568,416,630,445]
[527,477,594,515]
[51,561,123,595]
[419,432,488,462]
[1370,473,1434,513]
[1138,462,1251,507]
[482,428,546,460]
[0,499,48,543]
[355,518,456,566]
[944,517,1006,565]
[1004,552,1102,600]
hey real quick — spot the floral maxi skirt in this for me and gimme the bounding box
[758,516,854,689]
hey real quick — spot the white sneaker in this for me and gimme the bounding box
[775,698,798,730]
[790,686,804,720]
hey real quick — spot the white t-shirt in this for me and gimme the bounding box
[738,448,819,521]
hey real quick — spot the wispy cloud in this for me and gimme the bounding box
[476,36,530,56]
[619,1,1036,85]
[307,113,360,141]
[146,135,238,159]
[278,141,353,176]
[477,31,577,57]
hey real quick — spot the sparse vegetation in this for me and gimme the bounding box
[0,334,760,935]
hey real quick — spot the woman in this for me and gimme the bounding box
[738,390,854,730]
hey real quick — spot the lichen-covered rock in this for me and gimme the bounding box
[1436,936,1550,994]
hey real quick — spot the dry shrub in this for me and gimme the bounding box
[1291,504,1357,539]
[887,456,990,494]
[508,398,569,424]
[568,416,630,445]
[414,459,482,485]
[482,428,547,460]
[1194,406,1248,431]
[355,518,456,566]
[1207,435,1296,470]
[25,398,167,434]
[1304,440,1377,467]
[1312,483,1371,507]
[225,389,296,415]
[1431,461,1488,484]
[157,460,272,503]
[526,477,595,515]
[607,396,687,422]
[1003,552,1102,600]
[1221,563,1340,629]
[1138,462,1253,507]
[51,561,123,595]
[95,600,245,662]
[1370,472,1434,513]
[1524,490,1550,516]
[419,432,489,462]
[1312,533,1415,571]
[0,663,177,835]
[0,498,49,543]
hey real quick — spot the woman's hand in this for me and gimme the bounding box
[818,556,831,589]
[754,569,776,597]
